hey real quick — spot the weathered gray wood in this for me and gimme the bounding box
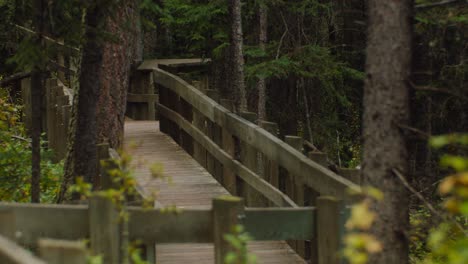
[153,68,360,200]
[338,168,361,185]
[128,208,212,243]
[244,207,314,240]
[38,239,87,264]
[260,121,280,192]
[306,152,322,263]
[0,203,88,247]
[0,234,46,264]
[285,136,304,256]
[213,196,244,264]
[317,197,345,264]
[220,100,237,194]
[89,196,120,264]
[0,210,15,241]
[193,108,208,168]
[240,112,266,207]
[158,104,296,207]
[308,151,328,167]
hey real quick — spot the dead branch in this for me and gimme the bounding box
[416,0,467,10]
[393,168,467,236]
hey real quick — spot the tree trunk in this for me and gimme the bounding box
[362,0,412,263]
[257,3,267,121]
[97,0,138,149]
[58,3,107,202]
[31,0,45,203]
[229,0,247,112]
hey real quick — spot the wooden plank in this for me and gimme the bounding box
[285,136,305,257]
[0,210,16,241]
[89,196,120,264]
[244,208,314,241]
[0,203,88,247]
[213,196,244,264]
[139,58,211,71]
[0,234,46,264]
[240,112,266,207]
[317,197,346,264]
[158,105,296,207]
[128,208,212,243]
[153,68,360,199]
[38,239,87,264]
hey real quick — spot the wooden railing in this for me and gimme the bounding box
[127,65,362,262]
[21,75,73,162]
[0,195,345,264]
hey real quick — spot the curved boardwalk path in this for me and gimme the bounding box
[124,120,305,264]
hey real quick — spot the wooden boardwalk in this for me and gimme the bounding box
[124,121,305,264]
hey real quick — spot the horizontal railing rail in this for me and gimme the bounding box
[152,67,360,200]
[0,196,347,264]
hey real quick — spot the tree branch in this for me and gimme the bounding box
[393,169,467,236]
[415,0,468,10]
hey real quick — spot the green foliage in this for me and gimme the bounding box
[143,0,228,57]
[224,225,257,264]
[416,135,468,264]
[0,92,62,203]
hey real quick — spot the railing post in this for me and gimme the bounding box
[179,98,194,155]
[338,168,361,185]
[260,121,280,194]
[306,151,327,263]
[317,196,346,264]
[213,196,244,264]
[221,100,237,194]
[38,239,87,264]
[0,210,16,241]
[240,112,265,207]
[89,196,120,263]
[285,135,304,256]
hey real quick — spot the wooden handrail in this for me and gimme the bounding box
[0,234,46,264]
[152,68,360,200]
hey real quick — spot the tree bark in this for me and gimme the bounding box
[257,3,267,121]
[362,0,413,263]
[31,0,46,203]
[58,3,107,202]
[97,0,138,149]
[229,0,247,112]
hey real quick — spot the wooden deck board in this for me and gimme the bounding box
[124,121,305,263]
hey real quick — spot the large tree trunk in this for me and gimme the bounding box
[256,3,267,121]
[229,0,247,112]
[362,0,413,263]
[97,0,138,149]
[31,0,45,203]
[58,3,107,202]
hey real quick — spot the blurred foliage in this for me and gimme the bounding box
[0,88,62,203]
[343,187,383,264]
[224,225,257,264]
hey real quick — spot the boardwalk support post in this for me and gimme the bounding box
[38,239,87,264]
[213,196,244,264]
[0,210,16,241]
[317,196,346,264]
[284,135,304,255]
[89,196,120,264]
